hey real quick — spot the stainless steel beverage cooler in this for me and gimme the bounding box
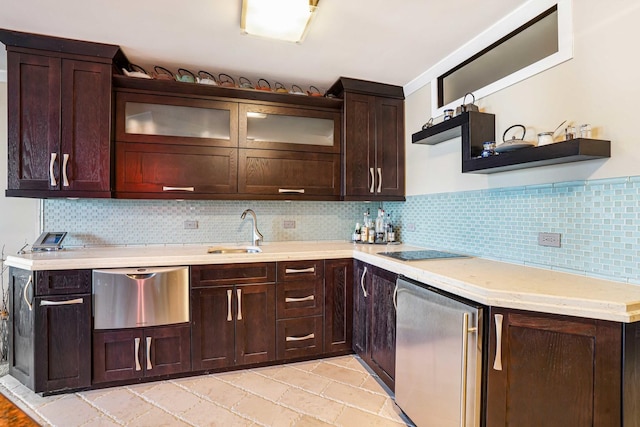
[395,277,484,427]
[92,266,189,329]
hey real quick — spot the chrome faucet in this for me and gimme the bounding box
[240,209,264,246]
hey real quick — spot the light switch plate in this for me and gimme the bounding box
[283,220,296,229]
[538,232,561,247]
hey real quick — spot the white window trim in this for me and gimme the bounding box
[404,0,573,118]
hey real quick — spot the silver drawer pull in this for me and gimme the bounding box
[62,153,70,187]
[285,267,315,274]
[23,276,33,311]
[49,153,58,187]
[227,289,233,321]
[286,333,315,342]
[40,298,84,306]
[162,186,195,192]
[376,167,382,193]
[493,314,504,371]
[278,188,305,194]
[134,337,141,372]
[285,295,315,303]
[146,336,152,370]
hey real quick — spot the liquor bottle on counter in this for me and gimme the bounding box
[386,212,395,242]
[352,223,361,242]
[375,208,385,243]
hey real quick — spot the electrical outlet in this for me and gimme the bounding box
[407,223,416,232]
[538,232,561,248]
[283,220,296,229]
[184,220,198,229]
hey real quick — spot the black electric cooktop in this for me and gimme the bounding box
[379,250,468,261]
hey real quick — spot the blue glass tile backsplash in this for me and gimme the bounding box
[384,176,640,285]
[43,199,370,247]
[44,175,640,284]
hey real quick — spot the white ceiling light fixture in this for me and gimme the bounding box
[241,0,319,43]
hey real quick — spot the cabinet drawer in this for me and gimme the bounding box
[276,280,324,319]
[191,263,276,287]
[238,149,340,198]
[277,260,324,281]
[35,269,91,296]
[115,142,238,195]
[276,316,323,360]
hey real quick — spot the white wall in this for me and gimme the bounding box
[405,0,640,196]
[0,83,40,255]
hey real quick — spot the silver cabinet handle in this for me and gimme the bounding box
[286,333,315,342]
[460,312,478,427]
[49,153,58,186]
[146,336,152,370]
[392,283,398,311]
[493,313,504,371]
[162,186,195,192]
[285,267,315,274]
[278,188,305,194]
[40,298,83,306]
[23,275,33,311]
[285,295,314,303]
[377,167,382,193]
[227,289,233,321]
[62,153,70,187]
[134,337,141,371]
[360,267,368,298]
[236,289,243,321]
[369,168,375,193]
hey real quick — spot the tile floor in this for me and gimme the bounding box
[0,356,413,426]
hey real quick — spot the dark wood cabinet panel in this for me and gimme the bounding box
[7,52,61,192]
[352,260,368,357]
[367,265,397,389]
[60,59,112,192]
[334,78,405,201]
[4,42,117,198]
[324,259,353,353]
[238,149,340,199]
[191,265,276,370]
[375,97,404,196]
[236,284,276,365]
[352,261,396,390]
[93,325,191,384]
[115,142,238,195]
[486,308,622,427]
[8,268,35,390]
[277,260,324,282]
[35,269,91,296]
[191,287,235,371]
[9,268,91,393]
[93,329,143,383]
[34,294,91,392]
[239,104,340,154]
[114,91,238,148]
[276,316,324,360]
[276,280,324,319]
[145,325,191,377]
[191,263,276,288]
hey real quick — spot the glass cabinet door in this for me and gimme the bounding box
[239,104,340,153]
[115,92,238,147]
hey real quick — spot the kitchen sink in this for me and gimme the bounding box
[207,246,262,254]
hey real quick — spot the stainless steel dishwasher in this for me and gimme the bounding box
[92,266,189,329]
[395,277,484,427]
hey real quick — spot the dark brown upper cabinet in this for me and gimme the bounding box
[1,29,126,198]
[239,104,340,154]
[328,78,406,201]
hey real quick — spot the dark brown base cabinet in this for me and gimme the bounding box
[353,260,397,391]
[8,268,92,394]
[92,325,191,384]
[191,263,277,371]
[324,259,354,353]
[486,308,640,427]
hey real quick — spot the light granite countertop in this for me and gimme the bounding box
[7,241,640,323]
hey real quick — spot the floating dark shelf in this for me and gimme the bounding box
[411,111,495,145]
[463,138,611,174]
